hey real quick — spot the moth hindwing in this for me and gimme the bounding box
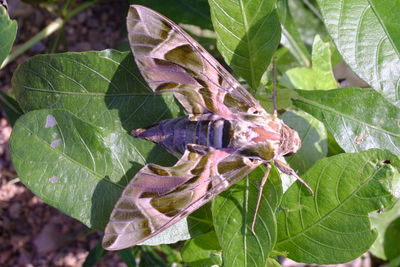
[103,5,303,250]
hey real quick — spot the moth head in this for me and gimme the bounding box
[280,124,301,157]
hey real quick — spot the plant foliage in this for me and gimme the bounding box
[4,0,400,266]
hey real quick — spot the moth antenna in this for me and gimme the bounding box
[251,164,271,235]
[271,56,278,117]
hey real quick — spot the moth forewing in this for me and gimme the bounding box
[103,5,305,250]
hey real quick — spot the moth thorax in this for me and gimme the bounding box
[279,124,301,156]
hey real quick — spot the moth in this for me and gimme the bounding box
[103,5,310,250]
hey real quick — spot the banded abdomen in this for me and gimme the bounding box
[132,116,231,156]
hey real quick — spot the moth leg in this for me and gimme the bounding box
[251,163,271,235]
[274,159,314,195]
[271,56,278,117]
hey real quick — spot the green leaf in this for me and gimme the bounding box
[10,50,219,245]
[277,0,311,67]
[316,0,400,104]
[288,0,323,46]
[273,47,299,74]
[0,6,17,68]
[212,166,282,267]
[209,0,281,89]
[82,238,107,267]
[368,0,400,51]
[181,231,222,267]
[282,35,338,90]
[383,217,400,261]
[281,109,328,175]
[276,149,400,264]
[0,90,23,126]
[370,200,400,260]
[292,88,400,156]
[12,50,182,131]
[187,203,214,237]
[9,50,207,245]
[266,258,281,267]
[10,109,173,230]
[388,256,400,267]
[156,245,183,265]
[139,246,167,267]
[117,247,138,267]
[133,0,213,30]
[326,130,345,157]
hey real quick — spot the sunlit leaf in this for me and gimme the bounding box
[281,109,328,175]
[209,0,281,89]
[293,88,400,156]
[10,50,206,245]
[276,149,400,264]
[213,166,282,267]
[181,231,222,267]
[277,0,311,67]
[282,35,338,90]
[12,50,182,131]
[316,0,400,104]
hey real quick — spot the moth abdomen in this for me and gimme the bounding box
[132,116,232,156]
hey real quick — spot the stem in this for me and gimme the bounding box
[66,0,97,20]
[302,0,323,21]
[62,0,75,17]
[0,0,98,68]
[1,17,63,68]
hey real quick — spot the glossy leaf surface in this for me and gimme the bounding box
[370,200,400,260]
[277,0,311,67]
[276,149,400,264]
[10,109,171,230]
[181,231,222,267]
[281,109,328,175]
[12,50,182,131]
[209,0,281,89]
[293,88,400,156]
[9,50,208,245]
[212,166,282,267]
[134,0,213,30]
[282,35,337,90]
[317,0,400,104]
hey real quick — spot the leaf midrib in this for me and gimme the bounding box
[277,162,383,245]
[20,122,125,190]
[238,0,256,89]
[294,95,400,138]
[20,85,166,96]
[368,0,400,60]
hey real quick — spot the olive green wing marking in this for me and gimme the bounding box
[103,148,261,250]
[127,5,267,120]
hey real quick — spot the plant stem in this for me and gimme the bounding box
[0,17,63,68]
[66,0,97,20]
